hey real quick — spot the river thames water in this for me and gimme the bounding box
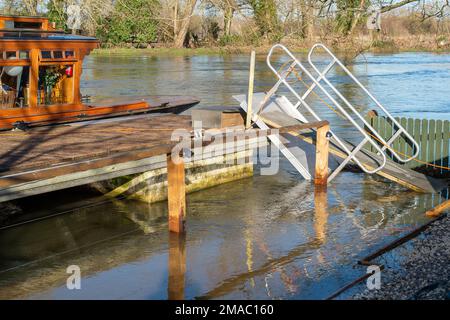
[0,50,449,299]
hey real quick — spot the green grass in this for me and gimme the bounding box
[91,44,449,57]
[92,47,231,56]
[91,45,313,57]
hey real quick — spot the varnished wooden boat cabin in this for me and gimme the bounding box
[0,15,199,130]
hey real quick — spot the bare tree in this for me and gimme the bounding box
[299,0,315,40]
[206,0,239,36]
[173,0,198,47]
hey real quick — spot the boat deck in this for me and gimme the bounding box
[0,95,199,130]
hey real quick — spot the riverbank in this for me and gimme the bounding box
[92,36,450,57]
[353,213,450,300]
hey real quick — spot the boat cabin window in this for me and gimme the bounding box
[41,50,52,59]
[0,65,31,109]
[40,50,76,61]
[3,20,14,29]
[1,51,29,60]
[38,64,74,106]
[14,21,42,30]
[0,48,76,109]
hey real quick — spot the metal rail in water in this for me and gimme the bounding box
[307,43,420,163]
[260,43,419,182]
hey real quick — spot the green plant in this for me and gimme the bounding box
[96,0,159,46]
[47,0,69,32]
[43,67,62,89]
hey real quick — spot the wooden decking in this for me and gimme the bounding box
[0,114,192,202]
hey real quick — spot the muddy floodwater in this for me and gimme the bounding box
[0,51,449,299]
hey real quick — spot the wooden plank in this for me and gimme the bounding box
[385,116,393,159]
[315,124,329,185]
[73,50,83,105]
[246,50,256,129]
[379,115,386,154]
[435,120,443,172]
[443,120,450,170]
[393,117,402,160]
[413,118,421,169]
[0,95,199,130]
[420,119,428,167]
[428,119,436,165]
[425,199,450,217]
[0,156,167,203]
[0,144,176,188]
[406,117,414,168]
[28,48,39,108]
[0,114,192,173]
[167,154,186,234]
[221,111,244,128]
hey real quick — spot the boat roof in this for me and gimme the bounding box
[0,14,48,20]
[0,30,98,42]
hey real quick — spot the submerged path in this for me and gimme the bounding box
[353,213,450,300]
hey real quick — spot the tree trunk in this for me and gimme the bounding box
[348,0,366,36]
[173,0,197,48]
[223,7,234,37]
[25,0,39,15]
[173,1,178,37]
[299,0,313,41]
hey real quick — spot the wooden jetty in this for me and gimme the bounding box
[0,110,331,233]
[0,114,191,202]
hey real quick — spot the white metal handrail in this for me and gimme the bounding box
[265,44,387,177]
[307,43,420,163]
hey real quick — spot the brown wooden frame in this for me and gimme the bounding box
[0,40,98,111]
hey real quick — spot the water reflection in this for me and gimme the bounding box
[314,186,328,243]
[0,171,447,299]
[168,233,186,300]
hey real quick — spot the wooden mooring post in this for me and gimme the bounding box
[246,50,256,129]
[315,123,330,186]
[167,154,186,233]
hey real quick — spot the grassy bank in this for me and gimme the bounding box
[93,36,450,56]
[92,43,450,57]
[91,45,310,56]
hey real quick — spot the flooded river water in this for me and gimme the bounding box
[0,51,449,299]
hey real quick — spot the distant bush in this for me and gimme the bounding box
[371,39,398,51]
[96,0,159,47]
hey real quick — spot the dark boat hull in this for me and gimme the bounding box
[0,95,199,130]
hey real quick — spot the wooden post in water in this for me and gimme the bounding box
[315,124,330,186]
[246,50,256,129]
[167,154,186,233]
